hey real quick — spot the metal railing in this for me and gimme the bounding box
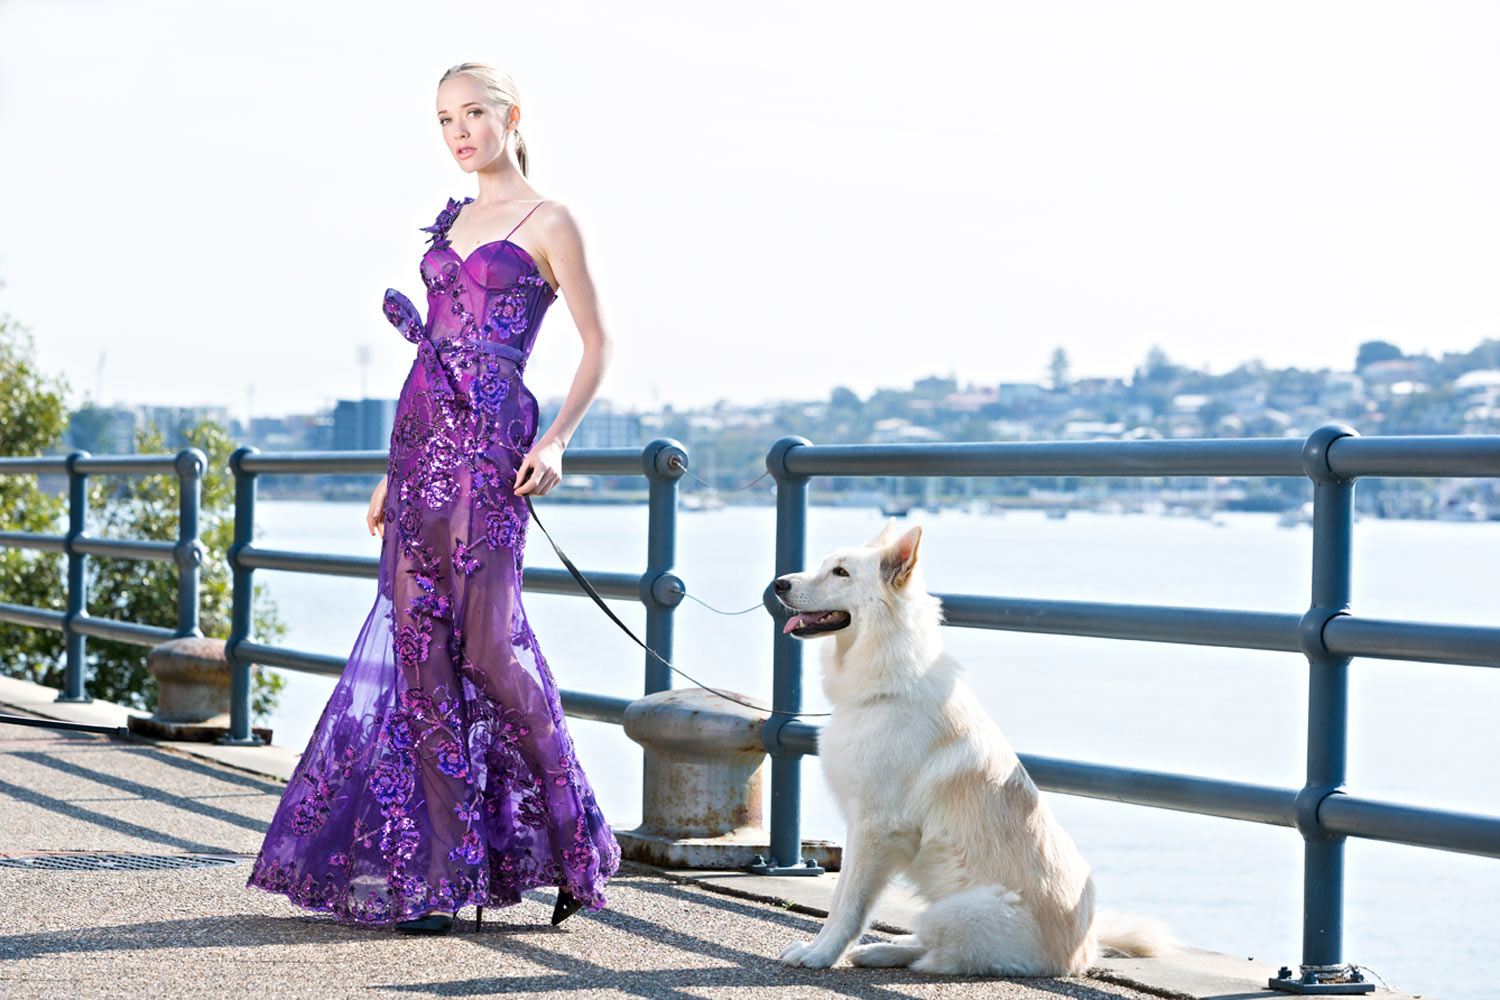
[0,450,208,701]
[5,425,1499,992]
[217,442,687,743]
[757,423,1500,993]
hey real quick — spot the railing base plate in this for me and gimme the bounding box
[53,694,93,704]
[746,855,825,876]
[1268,970,1374,994]
[214,734,266,747]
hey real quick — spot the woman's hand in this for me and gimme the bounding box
[367,475,389,537]
[514,440,564,496]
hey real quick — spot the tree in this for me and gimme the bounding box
[1049,347,1070,390]
[1142,344,1177,382]
[912,375,957,399]
[1356,340,1403,370]
[81,418,287,717]
[0,308,69,682]
[829,386,862,411]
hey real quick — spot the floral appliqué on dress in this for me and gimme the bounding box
[246,196,616,925]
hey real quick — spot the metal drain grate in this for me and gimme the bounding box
[0,853,244,872]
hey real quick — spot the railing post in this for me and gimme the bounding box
[174,448,207,638]
[640,438,687,696]
[57,450,92,703]
[219,446,262,746]
[752,435,823,875]
[1273,424,1372,995]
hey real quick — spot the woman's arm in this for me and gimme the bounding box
[514,202,615,496]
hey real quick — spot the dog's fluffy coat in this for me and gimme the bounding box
[773,520,1176,976]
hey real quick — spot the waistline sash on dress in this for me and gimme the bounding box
[436,338,528,366]
[382,287,528,401]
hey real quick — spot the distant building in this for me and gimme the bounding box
[332,399,397,451]
[244,413,329,452]
[67,405,138,454]
[141,405,233,446]
[994,382,1046,406]
[69,404,234,453]
[1321,372,1365,408]
[538,400,644,448]
[1171,393,1210,413]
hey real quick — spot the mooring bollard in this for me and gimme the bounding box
[125,636,272,744]
[616,687,840,869]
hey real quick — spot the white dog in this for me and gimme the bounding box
[772,519,1176,976]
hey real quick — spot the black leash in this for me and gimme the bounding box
[0,713,129,738]
[520,493,831,719]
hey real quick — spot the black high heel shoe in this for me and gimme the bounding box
[394,911,455,935]
[551,888,583,926]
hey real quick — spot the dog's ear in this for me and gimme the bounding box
[880,525,922,589]
[869,517,902,547]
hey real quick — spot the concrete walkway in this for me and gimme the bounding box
[0,677,1418,1000]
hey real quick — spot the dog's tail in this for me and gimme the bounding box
[1093,909,1181,958]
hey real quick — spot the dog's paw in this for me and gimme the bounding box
[778,940,838,968]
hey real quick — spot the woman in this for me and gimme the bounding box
[247,62,620,934]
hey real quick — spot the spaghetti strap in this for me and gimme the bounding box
[505,201,546,240]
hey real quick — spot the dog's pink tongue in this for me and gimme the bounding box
[782,613,815,634]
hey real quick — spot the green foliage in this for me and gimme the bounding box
[1137,344,1181,383]
[1049,347,1070,390]
[0,311,69,680]
[83,419,287,717]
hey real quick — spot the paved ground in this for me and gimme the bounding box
[0,721,1172,1000]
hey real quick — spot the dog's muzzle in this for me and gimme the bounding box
[781,609,852,637]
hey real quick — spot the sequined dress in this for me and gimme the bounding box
[247,197,620,924]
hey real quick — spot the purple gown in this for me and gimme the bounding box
[247,197,620,924]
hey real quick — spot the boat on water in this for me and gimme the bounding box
[880,497,917,517]
[680,489,725,512]
[1278,501,1314,527]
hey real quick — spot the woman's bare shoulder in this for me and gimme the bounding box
[534,199,588,253]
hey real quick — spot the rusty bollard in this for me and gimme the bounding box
[616,687,840,869]
[125,636,272,743]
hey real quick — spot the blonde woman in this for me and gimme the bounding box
[248,63,619,934]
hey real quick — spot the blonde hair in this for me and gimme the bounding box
[438,62,529,176]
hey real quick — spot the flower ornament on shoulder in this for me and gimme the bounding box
[420,196,473,252]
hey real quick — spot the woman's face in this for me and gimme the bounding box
[436,75,513,172]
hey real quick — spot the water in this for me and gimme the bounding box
[252,500,1499,998]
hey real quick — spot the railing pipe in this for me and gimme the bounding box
[757,435,821,874]
[1288,424,1359,989]
[1317,795,1500,859]
[222,446,261,745]
[559,690,634,725]
[640,439,686,695]
[938,594,1302,651]
[71,618,175,645]
[72,538,176,561]
[58,450,91,703]
[174,449,206,637]
[780,437,1306,479]
[0,530,65,553]
[1325,434,1500,479]
[0,456,67,475]
[1320,616,1500,669]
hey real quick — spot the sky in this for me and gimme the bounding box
[2,0,1498,422]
